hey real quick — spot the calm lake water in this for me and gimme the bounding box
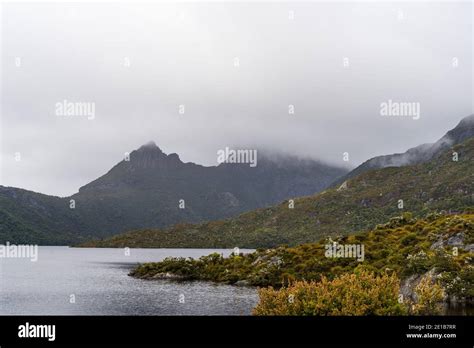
[0,246,258,315]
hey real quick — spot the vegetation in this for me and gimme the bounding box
[0,188,85,245]
[130,213,474,309]
[252,271,406,315]
[83,137,473,249]
[411,274,445,315]
[253,271,450,316]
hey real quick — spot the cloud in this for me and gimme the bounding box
[1,1,472,196]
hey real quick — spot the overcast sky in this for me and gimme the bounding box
[1,1,473,197]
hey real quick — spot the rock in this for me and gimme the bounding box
[462,244,474,252]
[234,280,250,286]
[268,256,283,267]
[401,269,443,303]
[400,274,422,303]
[151,272,186,280]
[251,254,283,268]
[430,239,444,250]
[431,232,466,250]
[446,232,464,246]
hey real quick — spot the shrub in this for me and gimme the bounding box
[400,233,418,246]
[412,275,445,315]
[405,251,431,276]
[252,270,406,316]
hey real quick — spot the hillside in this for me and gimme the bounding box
[82,136,473,249]
[130,213,474,305]
[0,144,346,244]
[333,114,474,186]
[0,187,83,244]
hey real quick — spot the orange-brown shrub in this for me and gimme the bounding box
[253,270,406,315]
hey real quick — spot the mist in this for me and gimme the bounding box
[1,1,472,196]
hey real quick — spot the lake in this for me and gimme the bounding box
[0,246,258,315]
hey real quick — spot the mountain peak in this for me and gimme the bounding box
[138,141,161,151]
[332,114,474,186]
[129,141,170,169]
[126,141,190,170]
[134,141,166,158]
[441,114,474,146]
[459,114,474,125]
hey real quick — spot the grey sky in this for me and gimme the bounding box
[1,1,472,197]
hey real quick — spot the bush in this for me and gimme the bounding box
[412,275,445,315]
[405,251,431,276]
[400,233,418,246]
[252,270,406,316]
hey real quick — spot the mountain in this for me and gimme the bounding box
[0,144,347,244]
[333,114,474,186]
[82,135,473,249]
[0,187,81,244]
